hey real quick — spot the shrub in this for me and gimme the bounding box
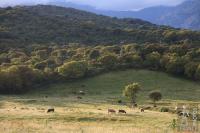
[98,54,118,69]
[58,61,88,79]
[123,82,141,107]
[160,107,169,112]
[149,91,162,107]
[0,65,43,94]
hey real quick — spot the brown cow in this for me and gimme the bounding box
[118,110,126,114]
[108,109,116,114]
[141,108,144,112]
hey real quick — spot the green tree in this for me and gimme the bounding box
[51,49,68,61]
[163,31,177,43]
[149,91,162,107]
[98,54,118,69]
[101,46,121,54]
[195,65,200,80]
[184,62,198,79]
[88,49,100,60]
[123,83,141,107]
[145,52,161,70]
[119,53,143,68]
[0,65,41,93]
[165,55,186,75]
[58,61,88,79]
[34,50,48,60]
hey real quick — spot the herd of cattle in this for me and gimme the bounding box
[46,108,145,114]
[45,90,146,114]
[107,108,145,114]
[46,90,146,114]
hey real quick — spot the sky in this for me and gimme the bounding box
[0,0,186,10]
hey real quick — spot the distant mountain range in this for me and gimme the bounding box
[47,0,200,30]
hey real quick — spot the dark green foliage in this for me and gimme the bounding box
[98,54,118,69]
[123,82,141,106]
[0,5,199,48]
[149,91,162,107]
[119,53,143,68]
[194,65,200,80]
[160,107,169,112]
[145,52,161,70]
[0,65,44,93]
[57,61,88,79]
[88,49,100,60]
[184,62,199,79]
[1,42,200,94]
[165,55,187,75]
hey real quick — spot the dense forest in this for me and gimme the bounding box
[1,43,200,94]
[0,5,200,48]
[0,5,200,94]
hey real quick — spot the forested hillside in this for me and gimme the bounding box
[1,43,200,94]
[0,5,200,48]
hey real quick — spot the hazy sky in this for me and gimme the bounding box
[0,0,186,10]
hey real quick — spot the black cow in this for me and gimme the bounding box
[47,108,54,113]
[118,110,126,114]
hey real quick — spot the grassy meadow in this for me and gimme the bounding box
[0,69,200,132]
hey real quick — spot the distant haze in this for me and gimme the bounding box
[0,0,186,10]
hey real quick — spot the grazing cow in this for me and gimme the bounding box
[141,108,145,112]
[47,108,54,113]
[108,109,116,114]
[118,110,126,114]
[77,96,82,99]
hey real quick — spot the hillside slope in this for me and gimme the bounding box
[0,5,158,46]
[30,69,200,102]
[0,5,199,47]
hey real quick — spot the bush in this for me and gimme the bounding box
[98,54,118,69]
[119,53,143,68]
[88,49,100,59]
[160,107,169,112]
[149,90,162,107]
[145,52,161,70]
[123,82,141,107]
[58,61,88,79]
[0,65,44,94]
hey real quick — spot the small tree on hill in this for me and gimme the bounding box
[149,91,162,107]
[123,83,141,108]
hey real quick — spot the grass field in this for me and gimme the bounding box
[0,69,200,133]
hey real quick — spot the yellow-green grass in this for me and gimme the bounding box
[28,69,200,103]
[0,69,200,132]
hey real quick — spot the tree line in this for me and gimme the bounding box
[1,43,200,94]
